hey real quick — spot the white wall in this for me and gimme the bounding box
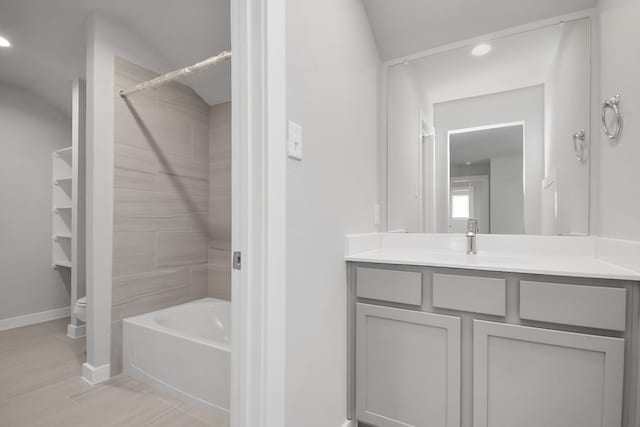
[0,83,70,320]
[85,14,172,376]
[596,0,640,240]
[544,19,590,236]
[407,24,561,105]
[451,161,490,178]
[491,155,525,234]
[285,0,379,425]
[434,86,544,234]
[387,64,432,232]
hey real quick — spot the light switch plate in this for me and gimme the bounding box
[288,120,303,160]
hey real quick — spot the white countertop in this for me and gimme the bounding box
[345,233,640,281]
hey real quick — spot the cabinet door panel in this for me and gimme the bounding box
[356,303,460,427]
[473,320,624,427]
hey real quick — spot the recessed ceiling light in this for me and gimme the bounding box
[471,43,491,57]
[0,35,11,48]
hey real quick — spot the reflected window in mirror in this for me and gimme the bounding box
[451,189,472,220]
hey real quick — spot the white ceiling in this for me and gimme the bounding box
[362,0,596,61]
[450,125,523,165]
[404,22,566,105]
[0,0,230,115]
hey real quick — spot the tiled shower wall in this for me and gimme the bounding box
[111,58,230,374]
[208,102,232,299]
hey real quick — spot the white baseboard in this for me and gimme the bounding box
[67,323,86,338]
[0,306,70,331]
[82,363,111,385]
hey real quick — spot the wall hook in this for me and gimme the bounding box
[572,130,586,162]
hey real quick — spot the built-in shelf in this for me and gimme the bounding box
[53,260,72,268]
[54,177,73,184]
[53,154,73,272]
[54,146,73,157]
[52,79,85,338]
[53,147,74,272]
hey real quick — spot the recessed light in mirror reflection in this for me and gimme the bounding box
[0,35,11,47]
[471,43,491,56]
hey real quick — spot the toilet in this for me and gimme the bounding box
[73,297,87,322]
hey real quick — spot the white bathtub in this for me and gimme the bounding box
[123,298,231,422]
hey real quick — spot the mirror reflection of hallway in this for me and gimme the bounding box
[449,123,524,234]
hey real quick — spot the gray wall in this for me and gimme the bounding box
[0,83,71,321]
[451,161,490,178]
[544,19,590,236]
[387,63,432,233]
[491,155,525,234]
[111,58,211,374]
[285,0,380,425]
[597,0,640,240]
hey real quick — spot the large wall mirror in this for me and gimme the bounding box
[386,18,591,235]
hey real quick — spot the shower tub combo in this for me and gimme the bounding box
[123,298,231,422]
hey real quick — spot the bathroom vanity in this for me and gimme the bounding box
[346,234,640,427]
[347,3,640,426]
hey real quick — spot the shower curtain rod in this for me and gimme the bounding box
[119,50,232,97]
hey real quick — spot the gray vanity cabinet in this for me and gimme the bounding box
[349,265,635,427]
[356,303,461,427]
[473,320,625,427]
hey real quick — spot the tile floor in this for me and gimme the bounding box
[0,318,227,427]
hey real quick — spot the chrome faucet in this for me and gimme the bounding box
[466,219,479,255]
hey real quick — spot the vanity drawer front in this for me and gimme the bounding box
[356,268,422,305]
[520,281,627,331]
[432,273,506,316]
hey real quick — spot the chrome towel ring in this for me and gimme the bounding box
[602,94,623,141]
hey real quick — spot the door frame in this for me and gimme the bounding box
[418,112,435,233]
[230,0,286,426]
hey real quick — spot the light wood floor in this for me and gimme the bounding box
[0,318,228,427]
